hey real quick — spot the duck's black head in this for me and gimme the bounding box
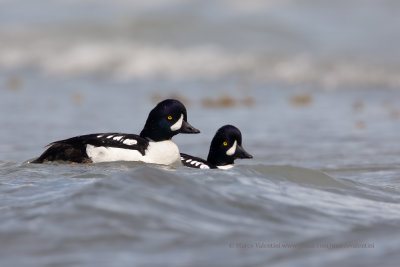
[207,125,253,167]
[140,99,200,141]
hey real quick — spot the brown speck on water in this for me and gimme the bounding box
[6,76,23,91]
[71,92,84,106]
[352,101,364,113]
[150,93,191,106]
[170,93,191,106]
[217,95,236,107]
[388,108,400,120]
[355,120,366,130]
[151,92,255,108]
[201,94,236,108]
[382,100,399,120]
[201,98,214,107]
[289,92,313,107]
[241,96,256,107]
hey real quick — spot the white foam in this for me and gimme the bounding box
[0,34,399,88]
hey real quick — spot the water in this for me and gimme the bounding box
[1,0,400,266]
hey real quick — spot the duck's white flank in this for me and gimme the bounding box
[86,140,180,165]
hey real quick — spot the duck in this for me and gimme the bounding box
[31,99,200,165]
[180,125,252,169]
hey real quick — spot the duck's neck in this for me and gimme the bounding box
[207,151,234,167]
[140,126,173,142]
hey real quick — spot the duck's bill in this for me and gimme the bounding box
[234,145,253,159]
[180,120,200,134]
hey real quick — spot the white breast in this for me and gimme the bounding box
[142,141,180,165]
[217,164,234,170]
[86,141,180,165]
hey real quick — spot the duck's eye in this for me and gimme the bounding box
[167,116,173,120]
[223,141,228,146]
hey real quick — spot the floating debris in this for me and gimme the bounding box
[289,92,313,107]
[352,101,365,113]
[388,108,400,120]
[354,120,366,130]
[6,76,23,91]
[71,92,84,106]
[241,96,256,107]
[151,92,255,108]
[382,100,399,120]
[150,93,190,106]
[201,94,237,108]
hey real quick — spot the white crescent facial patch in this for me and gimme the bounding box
[226,140,237,156]
[170,114,184,131]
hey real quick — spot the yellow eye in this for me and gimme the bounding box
[167,116,172,120]
[223,141,228,146]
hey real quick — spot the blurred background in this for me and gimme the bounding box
[1,0,400,266]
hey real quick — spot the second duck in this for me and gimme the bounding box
[181,125,252,169]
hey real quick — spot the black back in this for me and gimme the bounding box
[32,133,148,163]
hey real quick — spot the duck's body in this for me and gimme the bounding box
[32,99,199,164]
[180,125,252,169]
[33,133,180,165]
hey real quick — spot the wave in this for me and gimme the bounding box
[2,162,400,265]
[1,0,399,89]
[1,38,399,89]
[242,164,350,189]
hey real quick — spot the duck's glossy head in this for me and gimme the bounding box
[140,99,200,141]
[207,125,252,167]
